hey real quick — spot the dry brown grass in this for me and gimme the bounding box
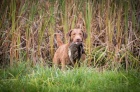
[0,0,140,70]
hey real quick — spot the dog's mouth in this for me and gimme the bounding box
[75,42,83,45]
[75,42,80,44]
[74,41,83,44]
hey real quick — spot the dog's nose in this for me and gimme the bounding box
[76,38,81,42]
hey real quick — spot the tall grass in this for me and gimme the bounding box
[0,0,140,69]
[85,1,93,66]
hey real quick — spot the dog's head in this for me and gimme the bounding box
[67,29,87,44]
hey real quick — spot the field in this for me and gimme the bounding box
[0,0,140,92]
[0,62,140,92]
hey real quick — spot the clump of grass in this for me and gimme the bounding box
[0,62,140,92]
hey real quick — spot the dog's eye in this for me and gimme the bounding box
[79,33,82,35]
[73,33,76,35]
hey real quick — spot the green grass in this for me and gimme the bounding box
[0,62,140,92]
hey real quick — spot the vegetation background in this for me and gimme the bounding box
[0,0,140,92]
[0,0,140,69]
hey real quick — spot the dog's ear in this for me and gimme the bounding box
[66,30,73,38]
[66,30,73,42]
[83,32,87,39]
[82,30,87,40]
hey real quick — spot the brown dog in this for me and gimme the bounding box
[53,29,87,70]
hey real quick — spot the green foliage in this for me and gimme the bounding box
[0,62,140,92]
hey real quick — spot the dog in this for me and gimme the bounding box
[53,28,87,70]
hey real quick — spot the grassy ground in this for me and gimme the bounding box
[0,62,140,92]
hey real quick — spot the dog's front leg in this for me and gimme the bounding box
[53,56,59,69]
[61,60,66,71]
